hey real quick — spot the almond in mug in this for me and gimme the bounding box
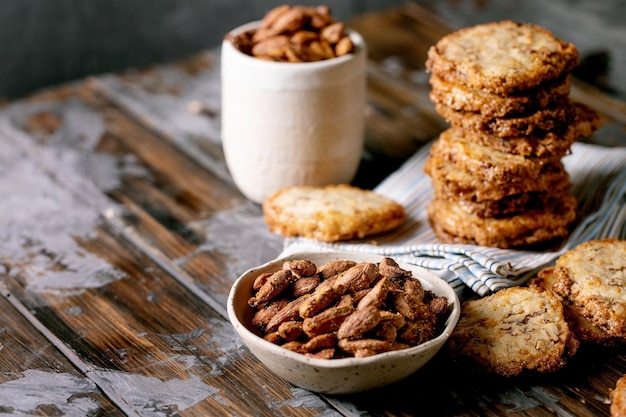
[221,5,366,204]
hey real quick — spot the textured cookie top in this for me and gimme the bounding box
[430,127,564,183]
[532,267,625,347]
[454,102,601,157]
[429,73,571,117]
[552,239,626,338]
[262,184,406,242]
[455,189,567,219]
[426,20,579,95]
[435,99,577,138]
[447,286,578,376]
[425,156,569,202]
[427,193,577,249]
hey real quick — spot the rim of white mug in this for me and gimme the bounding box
[221,20,366,72]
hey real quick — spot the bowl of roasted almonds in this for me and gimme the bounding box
[227,251,460,394]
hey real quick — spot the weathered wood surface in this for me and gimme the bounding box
[1,3,625,416]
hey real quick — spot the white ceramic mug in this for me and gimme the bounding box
[221,22,367,204]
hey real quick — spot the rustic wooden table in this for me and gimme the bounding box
[1,3,625,416]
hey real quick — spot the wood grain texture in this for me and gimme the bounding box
[0,86,328,416]
[0,294,125,416]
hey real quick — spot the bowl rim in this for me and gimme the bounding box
[227,251,461,369]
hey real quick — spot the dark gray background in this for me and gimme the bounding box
[2,0,625,100]
[0,0,404,99]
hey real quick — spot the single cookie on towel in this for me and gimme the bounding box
[429,127,563,183]
[426,20,579,95]
[427,194,577,249]
[429,73,571,118]
[530,267,625,347]
[551,239,626,339]
[262,184,406,242]
[456,102,602,157]
[434,99,577,138]
[447,286,579,377]
[424,156,570,202]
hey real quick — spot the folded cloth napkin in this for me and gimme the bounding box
[281,142,626,297]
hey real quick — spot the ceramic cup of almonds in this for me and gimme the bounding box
[221,5,367,204]
[227,251,461,394]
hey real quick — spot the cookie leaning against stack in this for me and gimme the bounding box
[531,238,626,347]
[424,20,602,248]
[532,238,626,416]
[446,239,625,378]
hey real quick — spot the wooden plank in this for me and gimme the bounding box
[348,3,451,67]
[2,225,327,416]
[0,93,332,416]
[364,62,447,158]
[3,235,330,416]
[0,293,124,416]
[88,54,231,185]
[95,97,285,301]
[4,82,284,306]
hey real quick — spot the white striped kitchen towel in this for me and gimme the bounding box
[281,141,626,297]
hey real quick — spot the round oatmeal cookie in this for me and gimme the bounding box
[456,103,602,157]
[427,194,578,249]
[435,99,577,138]
[262,184,406,242]
[424,156,570,202]
[455,188,570,219]
[531,267,625,347]
[429,127,563,183]
[426,20,579,95]
[551,239,626,339]
[447,286,579,376]
[429,74,571,118]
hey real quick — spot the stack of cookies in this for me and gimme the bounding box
[423,20,602,249]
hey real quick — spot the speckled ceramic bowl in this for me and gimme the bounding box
[227,251,460,394]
